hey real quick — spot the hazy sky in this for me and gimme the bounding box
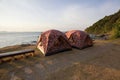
[0,0,120,32]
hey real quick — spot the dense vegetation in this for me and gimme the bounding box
[85,10,120,38]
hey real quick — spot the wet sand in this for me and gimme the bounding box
[0,39,120,80]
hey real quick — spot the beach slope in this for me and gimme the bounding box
[0,39,120,80]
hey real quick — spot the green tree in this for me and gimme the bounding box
[112,24,120,38]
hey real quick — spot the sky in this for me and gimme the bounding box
[0,0,120,32]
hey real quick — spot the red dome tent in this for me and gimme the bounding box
[65,30,93,49]
[37,29,72,56]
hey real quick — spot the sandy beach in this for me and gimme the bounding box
[0,39,120,80]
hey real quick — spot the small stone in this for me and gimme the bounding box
[24,67,33,74]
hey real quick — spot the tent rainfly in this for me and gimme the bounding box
[65,30,93,49]
[37,29,72,56]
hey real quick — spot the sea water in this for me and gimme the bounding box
[0,32,40,48]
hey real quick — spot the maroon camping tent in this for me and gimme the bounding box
[65,30,93,49]
[37,29,72,56]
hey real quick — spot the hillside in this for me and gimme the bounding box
[85,10,120,38]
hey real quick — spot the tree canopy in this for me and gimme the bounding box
[85,10,120,38]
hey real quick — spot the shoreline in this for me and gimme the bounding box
[0,39,120,53]
[0,40,37,49]
[0,44,36,53]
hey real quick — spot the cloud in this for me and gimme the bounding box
[0,0,120,31]
[58,0,120,30]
